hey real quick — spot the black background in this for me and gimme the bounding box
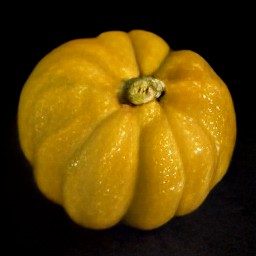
[4,3,255,256]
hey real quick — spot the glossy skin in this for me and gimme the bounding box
[18,30,236,230]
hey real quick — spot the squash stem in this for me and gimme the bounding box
[123,77,165,105]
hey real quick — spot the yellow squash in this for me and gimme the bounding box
[18,30,236,230]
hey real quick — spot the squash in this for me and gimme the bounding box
[18,30,236,230]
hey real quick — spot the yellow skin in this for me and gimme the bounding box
[18,30,236,230]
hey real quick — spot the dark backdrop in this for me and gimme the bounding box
[3,4,255,256]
